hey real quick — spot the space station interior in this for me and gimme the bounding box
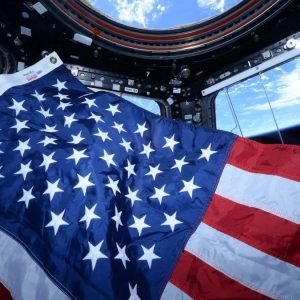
[1,0,300,145]
[2,2,300,299]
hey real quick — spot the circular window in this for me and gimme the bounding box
[45,0,292,58]
[80,0,243,30]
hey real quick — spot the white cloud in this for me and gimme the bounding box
[245,62,300,112]
[228,77,262,97]
[274,67,286,73]
[85,0,98,7]
[112,0,166,28]
[197,0,226,12]
[260,73,269,81]
[218,58,300,137]
[152,3,166,21]
[157,3,166,12]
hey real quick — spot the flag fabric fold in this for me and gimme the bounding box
[0,53,299,300]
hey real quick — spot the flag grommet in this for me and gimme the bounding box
[50,57,57,64]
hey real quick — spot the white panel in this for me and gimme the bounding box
[33,2,48,14]
[20,26,31,37]
[73,33,93,46]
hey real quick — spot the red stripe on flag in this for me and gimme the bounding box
[203,194,300,267]
[0,282,12,300]
[170,251,270,300]
[228,137,300,182]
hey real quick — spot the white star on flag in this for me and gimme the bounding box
[140,142,154,158]
[79,204,101,229]
[105,176,120,195]
[150,184,169,204]
[112,122,126,134]
[43,179,63,201]
[100,150,116,168]
[57,101,72,110]
[171,156,189,172]
[45,210,69,236]
[17,187,35,208]
[112,206,123,231]
[83,241,108,271]
[42,124,58,133]
[125,160,136,178]
[180,176,201,198]
[199,143,218,162]
[125,187,141,206]
[163,134,179,152]
[94,128,112,142]
[14,162,32,180]
[69,131,84,144]
[52,79,67,91]
[161,212,182,232]
[83,97,97,108]
[39,136,57,146]
[138,244,161,269]
[74,173,94,196]
[31,90,46,101]
[129,215,150,236]
[105,103,120,116]
[8,98,27,116]
[54,93,70,101]
[134,122,148,137]
[88,112,103,123]
[40,152,56,171]
[11,119,29,133]
[114,243,130,269]
[14,139,31,156]
[67,149,88,165]
[64,113,78,128]
[37,106,53,118]
[119,138,133,152]
[146,164,162,180]
[128,284,141,300]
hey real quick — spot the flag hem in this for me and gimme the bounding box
[0,226,72,300]
[0,52,63,96]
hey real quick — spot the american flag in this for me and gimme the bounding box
[0,53,300,300]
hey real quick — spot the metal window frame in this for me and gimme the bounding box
[202,41,300,96]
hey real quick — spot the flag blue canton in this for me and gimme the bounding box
[0,63,235,300]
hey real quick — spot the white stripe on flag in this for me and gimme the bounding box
[185,222,300,300]
[0,230,69,300]
[161,282,192,300]
[216,164,300,224]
